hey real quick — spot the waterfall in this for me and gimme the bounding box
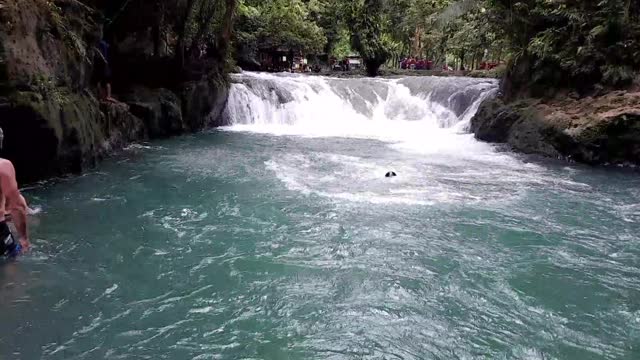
[222,72,498,143]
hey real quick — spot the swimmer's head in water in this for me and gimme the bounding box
[385,171,397,178]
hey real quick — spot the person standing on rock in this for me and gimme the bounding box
[0,128,30,258]
[95,38,116,103]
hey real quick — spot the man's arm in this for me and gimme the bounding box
[0,162,29,248]
[9,192,29,249]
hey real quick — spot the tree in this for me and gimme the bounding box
[230,0,639,85]
[347,0,390,76]
[484,0,640,94]
[234,0,327,67]
[102,0,237,83]
[307,0,348,56]
[331,29,354,59]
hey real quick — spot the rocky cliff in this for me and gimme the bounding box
[470,52,640,166]
[470,91,640,166]
[0,0,229,183]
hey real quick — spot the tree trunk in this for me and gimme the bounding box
[176,0,198,72]
[623,0,631,23]
[152,0,161,57]
[412,25,422,57]
[189,2,220,58]
[365,59,383,77]
[217,0,237,60]
[153,24,161,57]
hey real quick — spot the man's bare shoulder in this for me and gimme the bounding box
[0,158,16,176]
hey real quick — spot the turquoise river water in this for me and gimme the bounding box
[1,73,639,359]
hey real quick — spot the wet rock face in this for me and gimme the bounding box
[471,99,523,143]
[0,0,119,183]
[0,0,229,183]
[558,110,640,165]
[0,90,146,183]
[0,0,100,92]
[470,98,565,159]
[471,93,640,166]
[0,95,61,181]
[122,87,185,137]
[180,76,230,129]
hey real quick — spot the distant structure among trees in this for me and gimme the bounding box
[231,0,639,89]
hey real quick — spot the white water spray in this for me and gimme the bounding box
[222,72,510,169]
[220,72,525,206]
[222,72,498,145]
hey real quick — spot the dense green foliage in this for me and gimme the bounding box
[238,0,326,52]
[347,0,391,76]
[232,0,506,75]
[231,0,639,89]
[92,0,640,89]
[487,0,640,94]
[234,0,327,67]
[103,0,236,73]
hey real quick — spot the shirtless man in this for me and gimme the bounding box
[0,128,29,257]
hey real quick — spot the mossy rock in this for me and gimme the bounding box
[122,86,185,138]
[180,75,229,130]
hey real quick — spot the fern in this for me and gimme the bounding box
[602,65,634,86]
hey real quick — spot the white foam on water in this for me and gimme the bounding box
[221,72,587,206]
[92,284,120,303]
[263,152,521,206]
[221,72,505,167]
[222,73,497,153]
[28,206,42,215]
[124,144,163,151]
[105,284,119,295]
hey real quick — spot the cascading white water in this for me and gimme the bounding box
[219,72,536,207]
[222,72,498,142]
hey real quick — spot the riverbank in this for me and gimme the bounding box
[470,90,640,166]
[0,0,229,184]
[251,67,503,79]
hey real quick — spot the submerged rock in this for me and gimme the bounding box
[471,92,640,166]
